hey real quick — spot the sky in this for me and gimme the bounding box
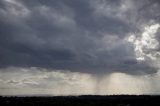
[0,0,160,95]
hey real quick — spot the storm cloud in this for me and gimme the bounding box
[0,0,160,75]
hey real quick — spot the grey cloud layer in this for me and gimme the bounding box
[0,0,160,74]
[1,67,160,95]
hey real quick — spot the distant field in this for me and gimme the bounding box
[0,95,160,106]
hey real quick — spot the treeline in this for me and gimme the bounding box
[0,95,160,106]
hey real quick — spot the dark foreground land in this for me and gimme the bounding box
[0,95,160,106]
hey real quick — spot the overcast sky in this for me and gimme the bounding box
[0,0,160,95]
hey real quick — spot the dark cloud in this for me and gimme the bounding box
[0,0,159,74]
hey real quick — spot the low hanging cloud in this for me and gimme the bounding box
[0,67,96,95]
[0,67,160,95]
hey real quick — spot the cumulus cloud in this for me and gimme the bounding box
[126,23,160,72]
[129,23,160,59]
